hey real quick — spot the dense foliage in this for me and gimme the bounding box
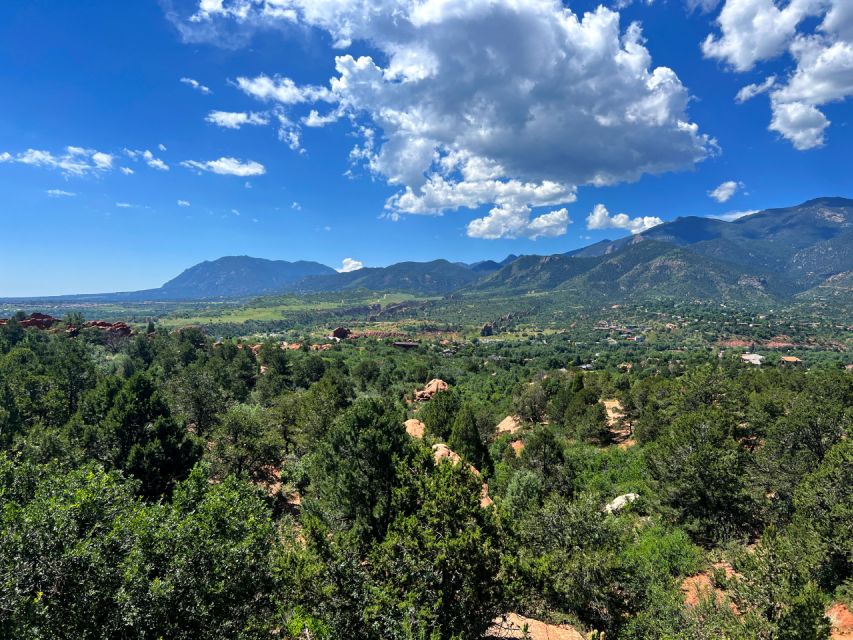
[0,313,850,639]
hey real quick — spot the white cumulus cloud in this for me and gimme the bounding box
[181,156,266,176]
[235,74,333,104]
[708,180,743,202]
[180,76,212,94]
[467,205,571,240]
[704,0,853,149]
[586,203,663,234]
[177,199,191,207]
[1,146,115,177]
[736,75,777,102]
[46,189,76,197]
[170,0,714,239]
[205,110,270,128]
[124,148,170,171]
[337,257,364,273]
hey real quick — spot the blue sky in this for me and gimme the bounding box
[1,0,851,296]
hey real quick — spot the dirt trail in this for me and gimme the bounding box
[488,614,585,639]
[602,399,635,448]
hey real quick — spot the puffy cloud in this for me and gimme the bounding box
[115,202,133,208]
[205,110,270,128]
[92,152,114,170]
[337,257,364,272]
[0,146,115,176]
[46,189,76,197]
[467,205,571,240]
[180,76,212,94]
[291,201,302,210]
[158,143,168,151]
[702,0,822,72]
[768,100,830,149]
[177,199,191,206]
[235,74,332,104]
[120,167,135,175]
[586,203,663,234]
[124,148,170,170]
[735,75,776,102]
[182,156,267,176]
[172,0,713,237]
[704,0,853,149]
[708,179,743,202]
[302,109,340,127]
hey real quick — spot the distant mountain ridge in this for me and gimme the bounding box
[2,197,850,304]
[295,260,482,296]
[158,256,336,299]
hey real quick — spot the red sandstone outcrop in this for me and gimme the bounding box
[414,379,448,402]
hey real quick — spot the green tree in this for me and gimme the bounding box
[209,403,284,484]
[448,403,489,472]
[98,373,200,498]
[419,388,460,441]
[792,439,853,589]
[306,397,410,547]
[168,363,227,437]
[647,409,754,541]
[364,461,503,639]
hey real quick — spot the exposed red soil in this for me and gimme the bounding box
[488,613,585,639]
[681,562,738,614]
[828,603,853,640]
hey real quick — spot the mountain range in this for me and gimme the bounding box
[5,197,851,305]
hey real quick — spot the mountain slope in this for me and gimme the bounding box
[473,238,778,303]
[568,239,776,301]
[642,197,853,288]
[156,256,336,299]
[471,254,603,292]
[296,259,481,295]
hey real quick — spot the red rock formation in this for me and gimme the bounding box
[20,313,58,329]
[414,379,449,402]
[82,320,132,337]
[404,419,426,439]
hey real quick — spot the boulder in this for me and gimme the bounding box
[414,378,449,402]
[496,415,521,435]
[404,418,425,439]
[603,493,639,514]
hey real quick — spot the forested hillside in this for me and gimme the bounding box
[0,314,850,639]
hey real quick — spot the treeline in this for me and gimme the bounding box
[0,317,850,639]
